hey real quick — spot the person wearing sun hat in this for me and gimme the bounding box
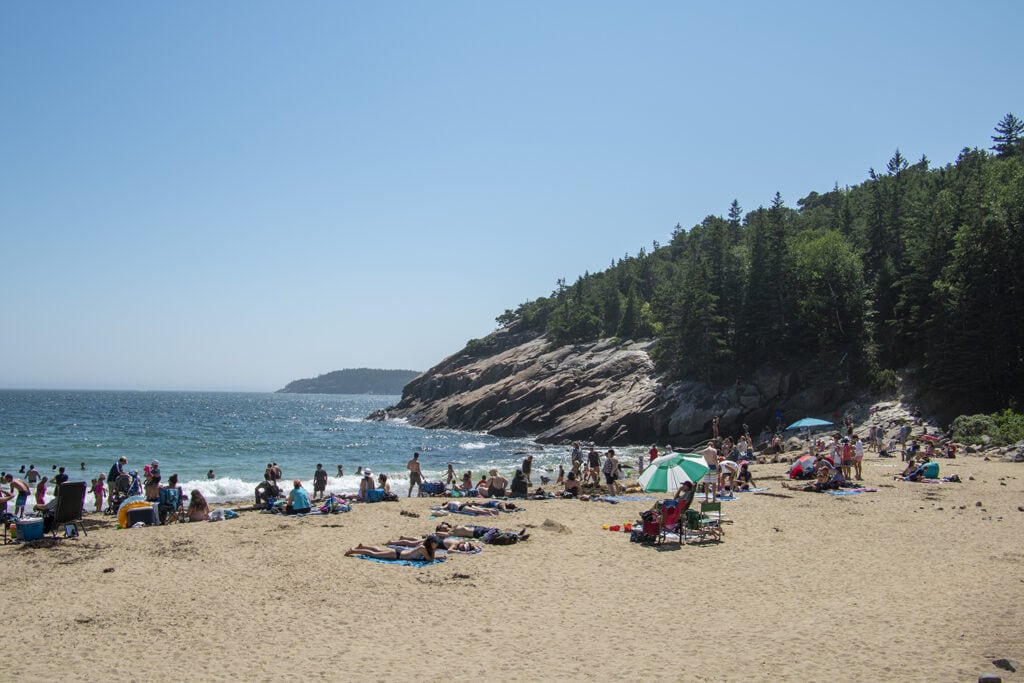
[358,469,374,502]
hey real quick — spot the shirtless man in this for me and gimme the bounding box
[407,452,423,498]
[434,521,529,542]
[25,465,40,487]
[5,474,31,517]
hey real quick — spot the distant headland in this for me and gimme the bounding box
[276,368,420,395]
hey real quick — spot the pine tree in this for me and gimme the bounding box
[991,113,1024,157]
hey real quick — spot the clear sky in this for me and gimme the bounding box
[1,2,1021,392]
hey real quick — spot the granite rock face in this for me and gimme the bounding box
[371,329,862,446]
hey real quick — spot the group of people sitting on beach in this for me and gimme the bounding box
[782,457,851,493]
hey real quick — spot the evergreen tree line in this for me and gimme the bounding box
[493,115,1024,416]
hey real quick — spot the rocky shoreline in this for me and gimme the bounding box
[372,328,871,446]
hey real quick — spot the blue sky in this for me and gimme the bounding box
[1,2,1021,391]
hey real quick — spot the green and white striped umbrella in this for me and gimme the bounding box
[638,453,710,493]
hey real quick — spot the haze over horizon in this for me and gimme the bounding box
[2,2,1021,392]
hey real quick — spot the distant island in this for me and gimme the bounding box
[277,368,420,395]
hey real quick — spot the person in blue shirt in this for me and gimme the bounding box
[286,479,311,514]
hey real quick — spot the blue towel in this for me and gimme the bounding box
[826,488,877,496]
[354,555,447,567]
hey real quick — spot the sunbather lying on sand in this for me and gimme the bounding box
[388,535,480,553]
[439,501,499,515]
[434,521,529,542]
[345,536,439,561]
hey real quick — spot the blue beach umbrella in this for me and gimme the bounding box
[785,417,833,431]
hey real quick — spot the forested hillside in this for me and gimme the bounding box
[488,115,1024,418]
[278,368,420,395]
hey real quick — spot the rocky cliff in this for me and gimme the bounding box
[371,328,863,446]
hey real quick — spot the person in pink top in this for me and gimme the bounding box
[34,477,49,506]
[92,474,106,513]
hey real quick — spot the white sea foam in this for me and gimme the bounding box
[178,474,409,503]
[459,442,489,450]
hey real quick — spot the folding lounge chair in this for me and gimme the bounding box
[683,502,723,543]
[50,481,88,538]
[701,501,724,541]
[157,487,183,524]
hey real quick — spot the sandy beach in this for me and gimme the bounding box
[5,452,1023,682]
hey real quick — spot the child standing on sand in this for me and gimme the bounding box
[92,475,106,513]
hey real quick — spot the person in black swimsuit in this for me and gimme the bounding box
[345,536,439,561]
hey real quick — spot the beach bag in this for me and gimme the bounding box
[422,482,445,495]
[483,529,518,545]
[922,462,939,478]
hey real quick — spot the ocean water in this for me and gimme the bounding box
[0,390,579,507]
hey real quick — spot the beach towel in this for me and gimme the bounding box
[310,506,351,515]
[826,487,878,496]
[354,554,447,567]
[602,495,656,502]
[389,542,482,555]
[432,507,487,516]
[432,506,523,516]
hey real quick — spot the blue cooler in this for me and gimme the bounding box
[16,518,45,541]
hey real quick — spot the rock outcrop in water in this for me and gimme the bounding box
[370,328,863,446]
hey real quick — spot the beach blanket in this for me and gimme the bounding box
[432,507,476,516]
[602,495,656,502]
[718,487,770,501]
[826,487,878,496]
[431,506,523,516]
[355,555,447,567]
[309,506,351,515]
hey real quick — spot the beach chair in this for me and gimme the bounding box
[640,508,661,544]
[682,509,710,543]
[157,487,184,524]
[418,482,446,497]
[656,500,683,546]
[697,501,723,541]
[50,481,88,538]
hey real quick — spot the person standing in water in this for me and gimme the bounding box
[313,463,328,501]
